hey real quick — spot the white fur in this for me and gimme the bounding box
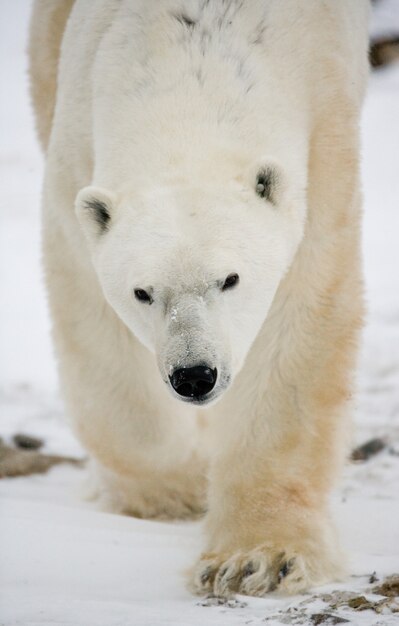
[31,0,369,596]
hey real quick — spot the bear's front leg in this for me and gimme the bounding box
[189,356,352,598]
[189,153,362,597]
[190,447,344,597]
[190,479,343,597]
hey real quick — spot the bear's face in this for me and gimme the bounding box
[76,166,305,406]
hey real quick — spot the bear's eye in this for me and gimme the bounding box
[134,288,153,304]
[222,273,239,291]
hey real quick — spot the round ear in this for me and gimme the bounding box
[75,186,117,240]
[248,159,284,206]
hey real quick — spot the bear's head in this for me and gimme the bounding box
[76,160,305,406]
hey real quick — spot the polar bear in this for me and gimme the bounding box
[29,0,369,597]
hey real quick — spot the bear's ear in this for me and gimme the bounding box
[249,160,283,206]
[255,166,279,204]
[75,186,116,239]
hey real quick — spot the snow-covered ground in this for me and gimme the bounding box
[1,2,398,625]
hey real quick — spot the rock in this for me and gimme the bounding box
[351,438,386,462]
[370,37,399,69]
[346,596,373,610]
[13,433,44,450]
[310,613,349,625]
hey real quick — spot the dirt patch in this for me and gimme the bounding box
[372,574,399,598]
[264,576,399,624]
[0,438,83,478]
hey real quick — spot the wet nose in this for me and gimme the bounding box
[169,365,217,400]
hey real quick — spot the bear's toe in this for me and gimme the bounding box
[189,546,314,598]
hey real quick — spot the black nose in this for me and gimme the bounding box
[169,366,217,400]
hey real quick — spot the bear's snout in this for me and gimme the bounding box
[169,365,217,402]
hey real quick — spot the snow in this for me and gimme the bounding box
[370,0,399,40]
[0,1,398,624]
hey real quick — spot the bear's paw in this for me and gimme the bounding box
[189,542,341,598]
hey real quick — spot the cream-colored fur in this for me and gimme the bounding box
[30,0,369,596]
[28,0,75,151]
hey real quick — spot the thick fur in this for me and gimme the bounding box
[28,0,75,151]
[30,0,369,597]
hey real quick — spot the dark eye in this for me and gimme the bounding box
[222,273,239,291]
[134,288,153,304]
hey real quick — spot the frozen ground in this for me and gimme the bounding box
[0,2,398,625]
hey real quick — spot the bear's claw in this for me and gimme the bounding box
[189,547,309,598]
